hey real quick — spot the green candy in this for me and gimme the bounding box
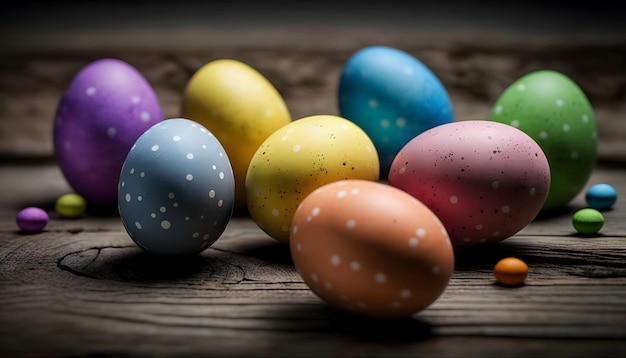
[572,208,604,235]
[489,70,597,212]
[55,193,87,218]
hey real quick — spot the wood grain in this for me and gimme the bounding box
[1,165,625,356]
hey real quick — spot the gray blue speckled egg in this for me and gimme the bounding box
[118,118,235,256]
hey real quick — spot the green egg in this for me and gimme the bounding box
[488,70,597,211]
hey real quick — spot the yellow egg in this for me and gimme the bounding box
[245,115,380,243]
[181,59,291,212]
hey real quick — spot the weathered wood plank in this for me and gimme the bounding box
[1,165,625,356]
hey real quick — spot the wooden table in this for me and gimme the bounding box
[0,163,624,357]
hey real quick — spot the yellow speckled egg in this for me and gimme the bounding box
[246,115,380,243]
[181,59,291,212]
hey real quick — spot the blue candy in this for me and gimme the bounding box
[585,183,617,210]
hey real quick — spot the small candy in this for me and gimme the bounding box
[572,208,604,235]
[585,184,617,210]
[494,257,528,286]
[16,207,49,233]
[55,193,87,218]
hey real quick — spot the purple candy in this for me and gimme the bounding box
[16,207,49,233]
[53,58,163,206]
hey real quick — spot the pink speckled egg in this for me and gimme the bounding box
[290,180,454,318]
[53,58,163,207]
[389,120,550,248]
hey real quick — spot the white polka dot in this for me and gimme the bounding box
[135,221,142,229]
[517,84,526,91]
[168,193,175,199]
[281,225,289,232]
[209,190,216,198]
[492,181,500,189]
[502,206,510,213]
[511,119,520,128]
[125,193,131,202]
[106,127,116,137]
[408,237,418,248]
[185,216,190,221]
[530,187,536,196]
[264,108,273,117]
[219,172,224,180]
[399,166,407,174]
[494,105,503,114]
[432,266,441,275]
[292,226,298,234]
[562,124,570,132]
[556,99,564,107]
[311,273,319,282]
[137,195,143,201]
[539,131,548,140]
[292,145,301,152]
[218,199,223,207]
[86,87,96,95]
[380,119,390,128]
[375,273,387,284]
[203,145,207,149]
[350,261,361,271]
[306,216,312,222]
[186,174,193,181]
[346,220,356,230]
[173,136,181,142]
[151,145,159,151]
[212,165,217,170]
[192,232,199,238]
[296,243,302,252]
[571,151,578,160]
[340,124,349,130]
[140,111,150,122]
[161,220,171,229]
[582,114,589,123]
[130,168,135,174]
[416,228,426,237]
[366,146,373,153]
[475,224,483,230]
[331,255,341,266]
[160,206,166,213]
[368,99,378,108]
[173,202,179,208]
[203,234,210,241]
[337,190,347,199]
[400,289,412,299]
[151,213,156,218]
[272,209,279,217]
[140,172,145,178]
[396,117,406,127]
[450,195,458,204]
[312,207,320,216]
[281,135,289,141]
[121,181,125,187]
[131,96,140,104]
[324,282,333,290]
[351,188,360,195]
[186,153,194,159]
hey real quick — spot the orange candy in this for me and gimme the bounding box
[493,257,528,286]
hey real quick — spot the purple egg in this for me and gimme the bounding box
[53,58,163,206]
[16,207,49,233]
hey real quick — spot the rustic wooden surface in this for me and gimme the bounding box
[0,164,625,357]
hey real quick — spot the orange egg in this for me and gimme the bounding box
[290,179,454,318]
[493,257,528,286]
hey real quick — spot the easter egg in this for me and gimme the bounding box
[290,180,454,318]
[338,45,453,176]
[389,120,550,248]
[181,59,291,212]
[118,118,235,256]
[585,183,617,210]
[488,70,597,211]
[53,58,163,207]
[16,207,49,233]
[245,115,379,243]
